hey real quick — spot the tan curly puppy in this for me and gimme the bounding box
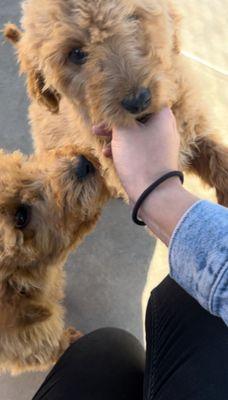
[0,145,109,375]
[4,0,228,204]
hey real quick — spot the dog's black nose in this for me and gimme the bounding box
[121,88,151,114]
[75,156,95,181]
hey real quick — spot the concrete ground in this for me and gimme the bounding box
[0,0,228,399]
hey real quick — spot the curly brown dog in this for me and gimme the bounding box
[4,0,228,204]
[0,145,109,375]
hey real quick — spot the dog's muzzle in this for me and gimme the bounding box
[121,88,151,115]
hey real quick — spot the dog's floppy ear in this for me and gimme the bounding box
[4,23,61,113]
[28,70,61,114]
[4,23,22,45]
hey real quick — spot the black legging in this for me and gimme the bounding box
[33,276,228,400]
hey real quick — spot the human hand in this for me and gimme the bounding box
[93,108,180,203]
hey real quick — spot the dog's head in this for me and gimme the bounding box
[4,0,181,126]
[0,146,109,275]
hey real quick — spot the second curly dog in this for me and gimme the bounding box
[0,145,109,375]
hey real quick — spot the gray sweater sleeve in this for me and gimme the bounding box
[169,200,228,326]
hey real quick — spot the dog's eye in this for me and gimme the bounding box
[68,48,88,65]
[128,14,139,21]
[15,204,31,229]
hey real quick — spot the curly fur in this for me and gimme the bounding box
[4,0,228,205]
[0,146,109,375]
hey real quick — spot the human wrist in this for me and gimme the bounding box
[136,177,182,220]
[135,178,199,245]
[128,170,181,205]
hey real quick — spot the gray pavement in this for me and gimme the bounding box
[0,1,155,399]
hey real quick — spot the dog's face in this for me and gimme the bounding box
[6,0,181,126]
[0,147,108,274]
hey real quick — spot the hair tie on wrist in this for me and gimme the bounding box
[132,171,184,226]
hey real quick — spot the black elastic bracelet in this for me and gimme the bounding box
[132,171,184,226]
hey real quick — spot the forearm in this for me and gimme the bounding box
[139,183,228,324]
[169,200,228,325]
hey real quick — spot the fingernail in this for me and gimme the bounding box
[103,145,112,158]
[92,125,112,136]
